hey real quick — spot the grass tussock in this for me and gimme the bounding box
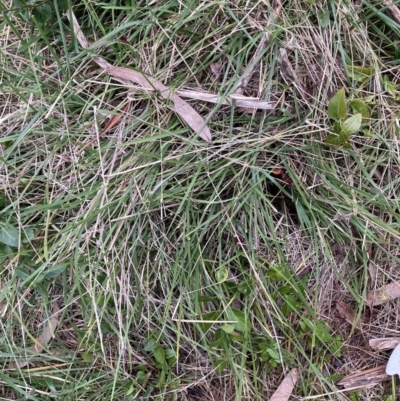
[2,0,400,400]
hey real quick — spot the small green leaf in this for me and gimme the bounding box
[342,141,352,149]
[144,338,158,352]
[350,100,370,119]
[0,244,15,257]
[267,347,280,361]
[81,351,94,363]
[328,88,347,119]
[339,130,350,143]
[238,280,253,296]
[126,384,135,396]
[32,4,52,25]
[0,224,19,247]
[15,266,30,281]
[198,311,221,332]
[341,114,362,136]
[153,345,165,366]
[164,348,176,360]
[44,263,67,279]
[383,77,397,96]
[226,308,250,334]
[13,0,30,21]
[136,370,147,384]
[215,265,228,283]
[229,333,247,343]
[213,357,228,373]
[324,134,342,146]
[318,8,330,29]
[22,227,35,243]
[197,295,215,302]
[209,335,227,349]
[221,323,235,334]
[348,65,375,75]
[55,0,69,10]
[333,121,341,135]
[348,65,375,83]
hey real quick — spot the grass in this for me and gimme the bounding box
[2,0,400,400]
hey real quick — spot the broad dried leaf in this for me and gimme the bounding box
[269,368,298,401]
[278,48,299,85]
[34,303,60,352]
[366,280,400,305]
[79,102,131,153]
[383,0,400,24]
[67,12,211,142]
[105,66,211,141]
[336,301,362,330]
[369,338,400,351]
[9,303,60,369]
[338,365,389,389]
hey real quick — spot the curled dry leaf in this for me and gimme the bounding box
[337,365,389,389]
[336,301,362,331]
[175,90,276,110]
[278,48,300,86]
[366,280,400,306]
[269,368,298,401]
[384,0,400,24]
[79,101,131,154]
[105,66,212,141]
[9,303,60,369]
[369,338,400,351]
[67,12,211,142]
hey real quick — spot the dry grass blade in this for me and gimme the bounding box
[268,368,298,401]
[66,11,211,142]
[366,280,400,305]
[235,0,282,95]
[9,303,60,369]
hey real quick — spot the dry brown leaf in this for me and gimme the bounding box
[336,301,362,331]
[269,368,298,401]
[366,280,400,306]
[174,90,276,110]
[369,338,400,351]
[337,365,389,389]
[105,66,212,141]
[384,0,400,24]
[278,48,300,86]
[79,101,131,153]
[9,303,60,369]
[67,12,211,142]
